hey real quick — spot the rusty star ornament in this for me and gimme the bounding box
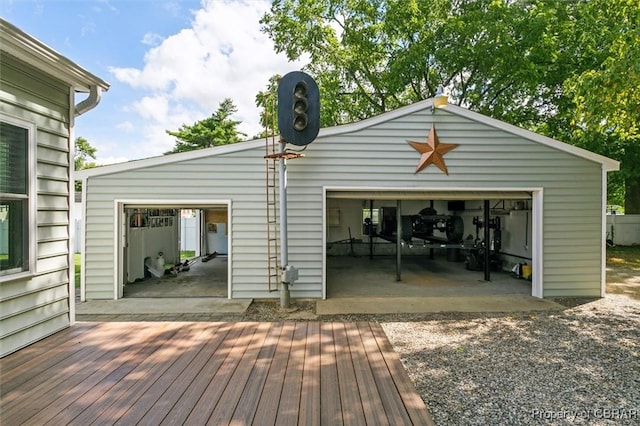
[407,125,459,175]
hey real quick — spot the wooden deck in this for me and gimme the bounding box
[1,322,434,425]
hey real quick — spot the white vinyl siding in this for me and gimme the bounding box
[287,109,603,298]
[0,53,72,357]
[83,150,269,299]
[82,104,607,300]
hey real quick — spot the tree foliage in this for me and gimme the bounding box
[261,0,639,209]
[254,74,281,140]
[261,0,572,127]
[74,136,97,171]
[564,0,640,211]
[74,136,97,191]
[165,99,246,154]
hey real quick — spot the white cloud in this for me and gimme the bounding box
[109,0,307,158]
[131,95,169,122]
[116,121,135,132]
[109,66,145,87]
[162,1,183,17]
[141,32,163,46]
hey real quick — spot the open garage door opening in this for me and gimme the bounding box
[325,191,539,299]
[119,203,229,299]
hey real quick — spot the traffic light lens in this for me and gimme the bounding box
[294,84,307,98]
[294,114,308,131]
[293,82,309,131]
[294,99,307,114]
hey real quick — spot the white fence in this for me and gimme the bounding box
[180,216,198,251]
[607,214,640,246]
[74,219,82,253]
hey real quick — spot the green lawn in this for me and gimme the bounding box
[75,253,81,288]
[607,245,640,269]
[180,250,196,260]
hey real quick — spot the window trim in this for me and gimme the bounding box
[0,113,37,282]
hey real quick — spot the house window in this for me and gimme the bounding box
[1,117,35,279]
[362,208,379,236]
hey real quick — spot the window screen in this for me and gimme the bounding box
[0,121,29,275]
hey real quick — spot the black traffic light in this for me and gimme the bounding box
[278,71,320,146]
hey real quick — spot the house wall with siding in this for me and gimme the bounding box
[288,109,603,298]
[82,104,605,300]
[0,54,72,357]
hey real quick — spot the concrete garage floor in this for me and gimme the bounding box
[76,252,563,317]
[123,255,228,298]
[327,254,532,298]
[318,254,563,314]
[75,255,249,318]
[122,253,530,300]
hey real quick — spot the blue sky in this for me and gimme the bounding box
[1,0,305,164]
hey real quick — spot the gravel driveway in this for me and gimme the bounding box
[383,294,639,425]
[379,258,640,426]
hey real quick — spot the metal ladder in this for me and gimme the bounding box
[265,133,279,292]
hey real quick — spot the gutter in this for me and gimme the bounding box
[74,85,102,117]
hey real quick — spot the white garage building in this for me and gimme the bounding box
[76,100,618,302]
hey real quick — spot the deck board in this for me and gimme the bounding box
[253,322,296,424]
[0,321,434,425]
[139,323,233,424]
[300,321,321,426]
[276,322,307,424]
[231,322,283,424]
[320,322,343,426]
[333,322,366,426]
[1,322,132,393]
[159,323,245,426]
[90,323,213,424]
[2,323,176,425]
[344,322,390,426]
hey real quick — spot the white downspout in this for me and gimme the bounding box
[74,85,102,117]
[68,88,76,325]
[70,85,102,313]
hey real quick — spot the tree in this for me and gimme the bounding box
[254,74,281,140]
[563,0,640,212]
[261,0,639,208]
[74,136,98,191]
[261,0,572,127]
[165,99,246,154]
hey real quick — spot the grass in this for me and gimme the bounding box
[180,250,196,260]
[607,245,640,269]
[75,253,81,288]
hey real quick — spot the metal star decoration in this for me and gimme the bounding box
[407,125,459,175]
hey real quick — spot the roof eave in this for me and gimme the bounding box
[75,138,266,179]
[0,18,110,93]
[76,98,621,179]
[445,105,620,172]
